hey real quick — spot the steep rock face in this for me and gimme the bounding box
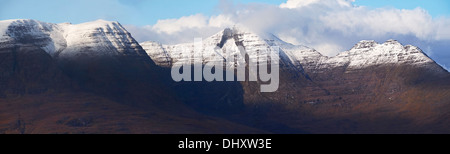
[0,19,66,56]
[0,19,174,107]
[0,46,72,97]
[0,19,72,97]
[58,20,148,59]
[57,20,172,107]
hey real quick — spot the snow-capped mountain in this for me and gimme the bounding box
[59,20,148,59]
[0,19,65,55]
[0,19,71,95]
[0,19,148,60]
[142,27,317,71]
[316,40,442,72]
[0,19,172,108]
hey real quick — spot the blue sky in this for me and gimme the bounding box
[0,0,285,26]
[0,0,449,26]
[353,0,450,18]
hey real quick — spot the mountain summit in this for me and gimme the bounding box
[0,19,147,59]
[317,39,444,72]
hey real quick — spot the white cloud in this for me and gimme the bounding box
[151,14,209,34]
[280,0,321,8]
[209,14,235,28]
[131,0,450,46]
[125,13,236,44]
[280,0,354,9]
[320,7,438,40]
[314,43,344,56]
[434,18,450,40]
[125,14,234,44]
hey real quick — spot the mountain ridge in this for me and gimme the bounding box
[1,19,148,59]
[142,26,447,75]
[1,19,446,74]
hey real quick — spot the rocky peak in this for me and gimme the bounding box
[59,19,145,59]
[0,19,66,56]
[384,39,401,45]
[318,39,440,71]
[352,40,378,49]
[1,19,147,59]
